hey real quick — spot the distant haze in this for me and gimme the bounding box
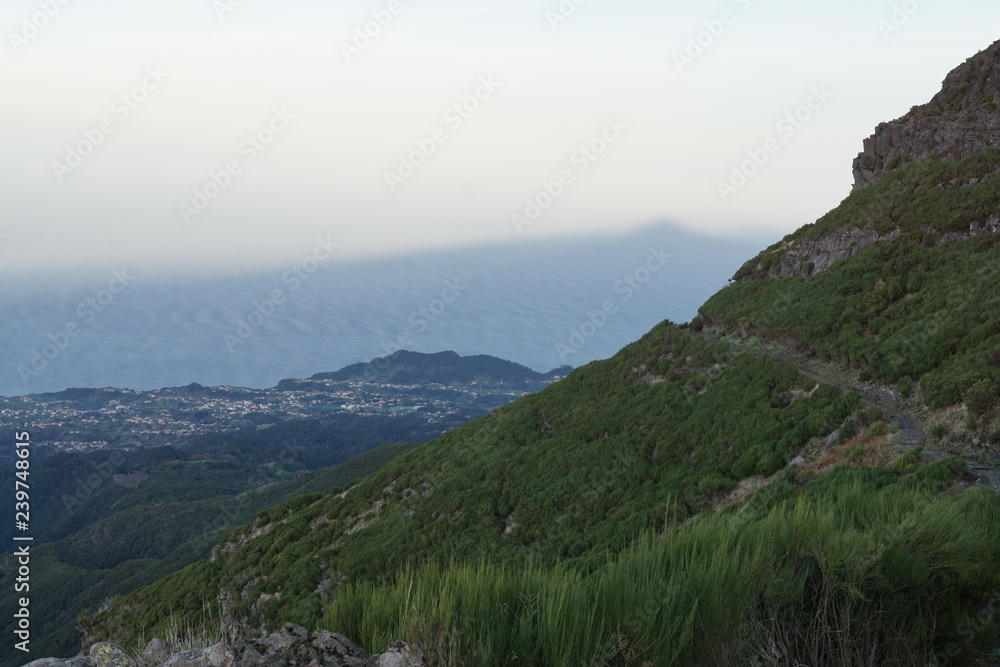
[1,225,762,395]
[1,2,998,275]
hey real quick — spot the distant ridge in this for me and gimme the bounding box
[23,352,568,399]
[299,350,571,386]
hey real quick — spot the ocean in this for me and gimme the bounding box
[1,225,763,396]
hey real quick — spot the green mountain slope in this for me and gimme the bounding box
[700,151,1000,442]
[83,323,861,647]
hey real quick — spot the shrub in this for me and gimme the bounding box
[965,379,996,416]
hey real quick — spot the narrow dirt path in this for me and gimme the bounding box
[792,366,921,445]
[710,333,1000,494]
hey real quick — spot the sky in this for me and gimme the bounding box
[1,0,998,276]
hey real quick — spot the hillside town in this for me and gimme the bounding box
[0,372,559,454]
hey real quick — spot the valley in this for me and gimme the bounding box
[0,351,566,662]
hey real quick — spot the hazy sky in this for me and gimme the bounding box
[2,0,997,275]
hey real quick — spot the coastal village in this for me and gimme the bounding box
[0,372,559,455]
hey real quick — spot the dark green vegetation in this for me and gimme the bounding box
[86,324,873,657]
[326,461,998,666]
[706,153,1000,426]
[0,442,415,664]
[0,415,437,549]
[801,150,1000,243]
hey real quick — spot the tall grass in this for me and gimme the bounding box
[123,598,231,661]
[325,468,1000,666]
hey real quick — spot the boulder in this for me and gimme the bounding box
[89,643,135,667]
[365,641,425,667]
[161,642,235,667]
[140,639,174,666]
[229,623,368,666]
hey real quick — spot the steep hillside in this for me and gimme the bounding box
[729,149,1000,282]
[82,324,865,650]
[701,48,1000,460]
[702,180,1000,413]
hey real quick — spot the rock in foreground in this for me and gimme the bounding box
[20,625,425,667]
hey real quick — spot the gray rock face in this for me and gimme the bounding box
[735,214,1000,282]
[364,641,425,667]
[161,642,235,667]
[140,639,174,666]
[735,226,900,282]
[227,623,369,666]
[853,38,1000,190]
[21,625,382,667]
[21,658,95,667]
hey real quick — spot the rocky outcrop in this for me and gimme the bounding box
[733,39,1000,283]
[159,642,235,667]
[19,625,426,667]
[734,214,1000,282]
[224,624,367,666]
[22,642,136,667]
[734,226,900,281]
[853,39,1000,189]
